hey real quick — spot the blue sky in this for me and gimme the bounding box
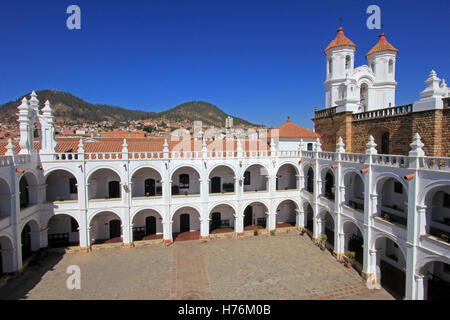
[0,0,449,129]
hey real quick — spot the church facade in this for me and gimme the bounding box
[315,28,450,157]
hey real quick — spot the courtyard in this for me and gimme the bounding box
[0,232,393,300]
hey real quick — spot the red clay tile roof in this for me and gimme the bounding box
[324,27,357,54]
[266,117,318,139]
[366,33,398,58]
[0,137,269,155]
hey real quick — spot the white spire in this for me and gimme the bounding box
[78,138,85,153]
[122,139,128,153]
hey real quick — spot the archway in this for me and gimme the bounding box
[88,169,121,200]
[343,171,364,211]
[19,173,38,209]
[209,166,235,194]
[0,236,14,275]
[374,236,406,299]
[343,221,364,265]
[21,220,40,262]
[275,200,297,228]
[46,170,78,202]
[171,167,200,196]
[276,164,298,191]
[304,202,314,233]
[243,164,268,192]
[424,186,450,242]
[132,209,163,241]
[0,179,11,219]
[131,167,162,198]
[360,83,368,112]
[172,207,201,241]
[322,169,335,200]
[420,260,450,300]
[243,202,268,230]
[319,211,335,248]
[89,211,122,244]
[47,214,80,248]
[304,166,314,193]
[209,204,235,234]
[377,177,407,227]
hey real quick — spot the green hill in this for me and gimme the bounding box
[0,90,256,127]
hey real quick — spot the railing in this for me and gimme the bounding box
[314,106,337,119]
[372,154,409,168]
[352,104,413,121]
[34,147,450,173]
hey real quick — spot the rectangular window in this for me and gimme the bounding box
[244,171,250,185]
[69,178,77,194]
[443,193,450,208]
[394,182,403,194]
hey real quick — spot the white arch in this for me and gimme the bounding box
[274,198,300,211]
[44,167,78,181]
[130,207,164,222]
[375,172,408,193]
[208,203,236,218]
[43,212,80,229]
[416,255,450,274]
[418,180,450,206]
[241,200,270,214]
[241,163,269,178]
[371,231,407,260]
[87,209,122,226]
[207,163,237,178]
[208,201,237,214]
[170,205,202,220]
[86,166,122,182]
[130,165,163,180]
[170,164,202,179]
[275,161,299,175]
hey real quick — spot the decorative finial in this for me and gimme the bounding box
[365,135,378,155]
[336,137,345,153]
[339,17,343,28]
[5,138,16,156]
[409,133,425,157]
[314,138,322,152]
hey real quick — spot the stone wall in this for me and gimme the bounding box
[313,106,449,157]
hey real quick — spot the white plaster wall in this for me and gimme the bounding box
[209,166,235,192]
[46,170,77,201]
[132,209,163,234]
[0,179,11,218]
[88,169,121,199]
[172,207,200,233]
[276,165,297,190]
[210,204,235,227]
[131,168,162,197]
[90,212,122,240]
[244,165,267,192]
[276,201,296,224]
[47,215,79,243]
[172,167,200,195]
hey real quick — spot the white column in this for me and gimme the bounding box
[414,274,425,300]
[200,217,210,238]
[295,208,304,228]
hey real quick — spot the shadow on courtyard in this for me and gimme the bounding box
[0,250,64,300]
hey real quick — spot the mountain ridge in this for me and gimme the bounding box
[0,90,258,127]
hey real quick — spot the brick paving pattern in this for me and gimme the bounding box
[0,232,394,300]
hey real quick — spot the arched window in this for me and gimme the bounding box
[307,143,313,151]
[388,59,394,73]
[328,59,332,75]
[371,63,376,73]
[345,55,351,70]
[360,83,368,112]
[179,174,189,189]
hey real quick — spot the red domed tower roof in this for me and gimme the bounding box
[366,33,398,58]
[324,27,357,54]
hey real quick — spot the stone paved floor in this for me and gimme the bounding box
[0,232,394,300]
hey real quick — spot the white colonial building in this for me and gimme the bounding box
[0,90,449,300]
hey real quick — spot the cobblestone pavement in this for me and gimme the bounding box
[0,232,394,300]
